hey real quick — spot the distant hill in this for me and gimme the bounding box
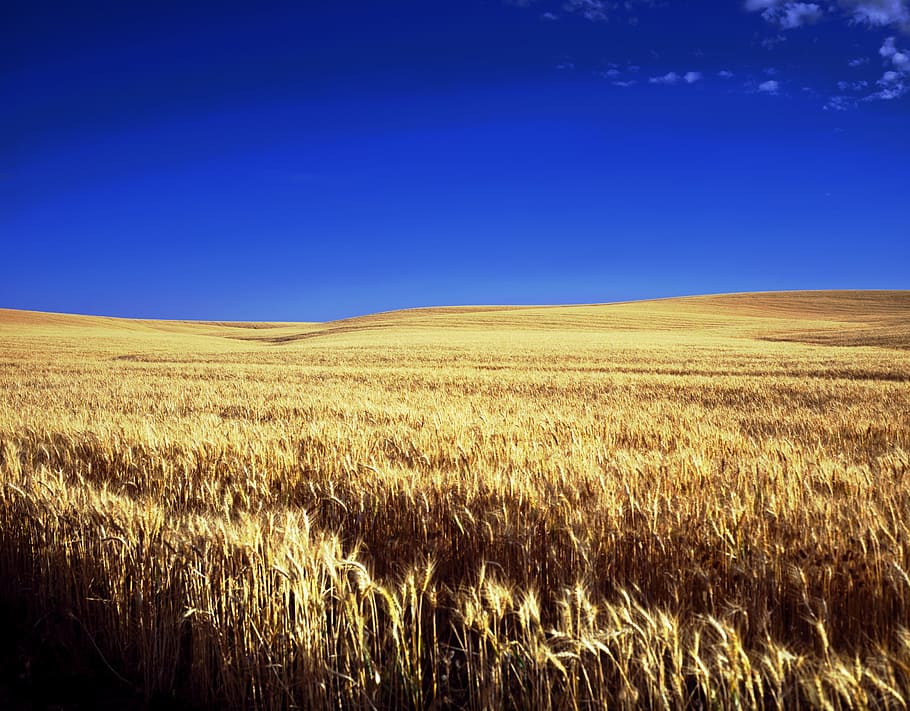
[2,290,909,349]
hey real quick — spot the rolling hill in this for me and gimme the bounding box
[2,289,910,709]
[2,290,909,349]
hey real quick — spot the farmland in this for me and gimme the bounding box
[1,290,909,709]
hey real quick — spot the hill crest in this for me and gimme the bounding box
[2,290,909,349]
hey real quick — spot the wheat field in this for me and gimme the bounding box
[1,290,909,709]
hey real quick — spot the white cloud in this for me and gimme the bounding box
[825,94,856,109]
[650,71,681,84]
[747,0,910,31]
[779,2,825,28]
[837,79,870,88]
[881,35,899,54]
[612,80,637,86]
[758,79,781,92]
[562,0,612,21]
[785,2,825,27]
[541,11,560,19]
[881,35,910,65]
[866,36,910,98]
[648,71,703,85]
[761,33,787,47]
[848,56,869,65]
[718,70,735,77]
[603,68,622,77]
[868,69,909,97]
[840,0,910,28]
[873,83,909,96]
[747,1,824,28]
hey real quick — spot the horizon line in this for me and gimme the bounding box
[3,288,909,326]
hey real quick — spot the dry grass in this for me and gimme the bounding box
[1,290,909,709]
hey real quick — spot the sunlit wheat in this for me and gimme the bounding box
[1,291,909,708]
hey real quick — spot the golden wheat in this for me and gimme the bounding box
[1,291,909,709]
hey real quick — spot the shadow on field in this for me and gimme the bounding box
[0,598,202,711]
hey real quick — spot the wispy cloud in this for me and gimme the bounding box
[562,0,612,21]
[751,2,825,29]
[782,2,825,27]
[745,0,910,106]
[869,69,909,97]
[648,70,702,84]
[842,0,910,29]
[825,94,856,109]
[838,78,870,88]
[880,35,910,67]
[649,71,681,84]
[509,0,909,108]
[761,34,787,48]
[746,0,910,31]
[510,0,669,23]
[866,34,910,97]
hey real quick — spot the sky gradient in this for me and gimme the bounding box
[4,0,909,320]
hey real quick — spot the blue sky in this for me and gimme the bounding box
[4,0,909,320]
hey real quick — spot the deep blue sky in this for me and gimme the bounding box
[4,0,909,320]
